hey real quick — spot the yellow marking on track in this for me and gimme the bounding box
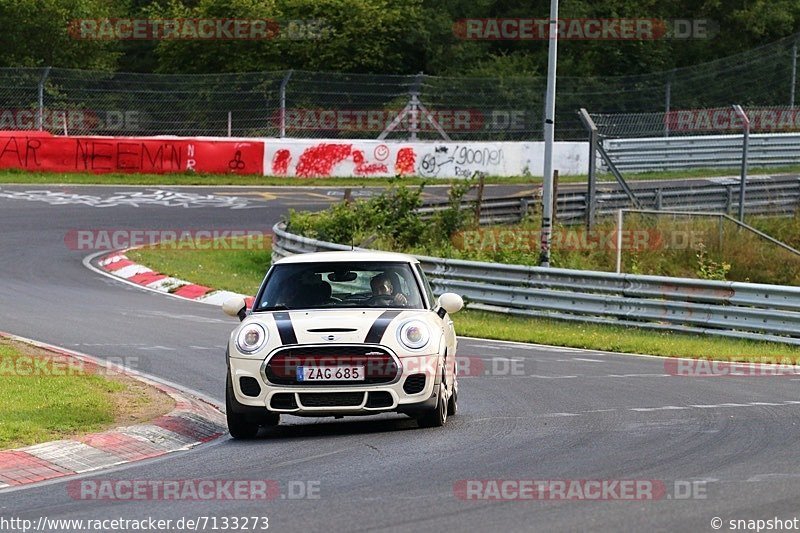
[215,191,334,201]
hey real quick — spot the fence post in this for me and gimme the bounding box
[732,104,750,222]
[279,70,293,138]
[36,66,52,131]
[409,72,424,141]
[227,111,232,137]
[792,40,798,108]
[578,108,598,229]
[664,70,674,137]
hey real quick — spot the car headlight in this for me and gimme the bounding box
[236,323,267,353]
[397,320,430,350]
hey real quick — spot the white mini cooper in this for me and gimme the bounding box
[222,251,464,439]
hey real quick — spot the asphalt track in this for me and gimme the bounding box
[2,183,800,532]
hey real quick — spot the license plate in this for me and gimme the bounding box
[297,365,365,382]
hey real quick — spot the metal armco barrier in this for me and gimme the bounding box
[418,175,800,225]
[602,133,800,173]
[272,222,800,346]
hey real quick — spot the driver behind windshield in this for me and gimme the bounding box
[369,273,408,307]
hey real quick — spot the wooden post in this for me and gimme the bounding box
[551,170,559,226]
[474,172,485,223]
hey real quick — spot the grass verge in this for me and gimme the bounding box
[0,338,174,450]
[0,164,798,186]
[455,310,800,361]
[126,239,800,360]
[127,239,271,296]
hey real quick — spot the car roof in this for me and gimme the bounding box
[274,250,419,265]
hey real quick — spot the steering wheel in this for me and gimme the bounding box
[372,294,408,307]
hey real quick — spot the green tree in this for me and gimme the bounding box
[148,0,429,73]
[0,0,124,69]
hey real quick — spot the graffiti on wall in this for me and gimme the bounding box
[418,145,504,177]
[0,133,263,175]
[265,141,515,178]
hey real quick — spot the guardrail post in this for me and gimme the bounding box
[578,108,598,229]
[655,188,663,210]
[733,104,750,222]
[725,185,733,214]
[520,198,529,220]
[474,172,485,222]
[615,209,623,273]
[552,169,559,226]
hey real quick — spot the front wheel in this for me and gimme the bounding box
[447,382,458,416]
[226,391,260,439]
[226,372,278,439]
[416,381,448,428]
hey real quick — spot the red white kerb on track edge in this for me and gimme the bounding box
[0,332,227,491]
[89,249,255,309]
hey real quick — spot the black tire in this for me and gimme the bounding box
[225,371,278,439]
[226,391,260,439]
[416,381,447,428]
[447,382,458,416]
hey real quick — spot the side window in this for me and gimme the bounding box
[414,264,435,309]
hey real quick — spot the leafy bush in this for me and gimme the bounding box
[287,186,800,286]
[287,179,475,252]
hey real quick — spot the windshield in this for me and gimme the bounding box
[255,261,425,311]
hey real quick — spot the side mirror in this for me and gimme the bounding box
[222,296,247,321]
[437,293,464,315]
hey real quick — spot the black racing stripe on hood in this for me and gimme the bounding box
[364,310,402,344]
[273,311,298,345]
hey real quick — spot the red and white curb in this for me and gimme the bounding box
[0,333,226,491]
[94,251,254,308]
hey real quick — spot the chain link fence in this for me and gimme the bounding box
[1,33,799,140]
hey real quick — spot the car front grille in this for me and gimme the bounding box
[265,346,399,386]
[270,393,298,410]
[298,392,365,407]
[365,391,394,408]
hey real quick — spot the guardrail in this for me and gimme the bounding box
[419,175,800,226]
[272,222,800,346]
[602,134,800,173]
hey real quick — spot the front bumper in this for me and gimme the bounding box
[228,352,441,417]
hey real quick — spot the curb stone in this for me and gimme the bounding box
[96,251,254,309]
[0,332,227,490]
